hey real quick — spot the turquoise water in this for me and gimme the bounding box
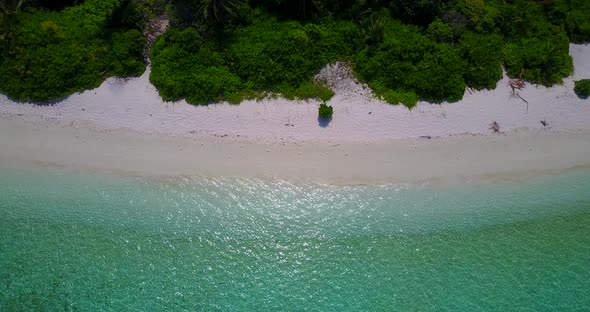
[1,167,589,311]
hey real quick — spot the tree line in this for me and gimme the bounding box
[1,0,588,105]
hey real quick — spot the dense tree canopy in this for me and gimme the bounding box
[0,0,146,101]
[1,0,589,106]
[355,16,466,106]
[150,14,353,103]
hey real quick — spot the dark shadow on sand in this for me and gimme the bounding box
[318,116,332,128]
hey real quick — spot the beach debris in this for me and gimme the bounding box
[509,68,529,113]
[419,135,432,140]
[509,69,526,93]
[540,119,548,127]
[489,121,501,134]
[508,78,526,93]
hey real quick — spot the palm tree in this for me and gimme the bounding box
[0,0,27,53]
[197,0,244,22]
[0,0,27,15]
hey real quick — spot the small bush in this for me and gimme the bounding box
[574,79,590,98]
[381,90,418,108]
[287,81,334,101]
[318,102,333,119]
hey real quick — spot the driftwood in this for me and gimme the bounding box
[517,93,529,114]
[489,121,501,134]
[508,68,529,114]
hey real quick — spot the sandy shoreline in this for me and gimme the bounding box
[0,44,589,184]
[1,118,590,185]
[0,44,588,143]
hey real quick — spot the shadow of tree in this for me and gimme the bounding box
[318,116,332,128]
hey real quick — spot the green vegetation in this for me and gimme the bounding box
[318,102,333,119]
[0,0,147,101]
[355,15,466,104]
[151,0,586,107]
[499,0,573,85]
[458,32,503,90]
[1,0,589,106]
[542,0,590,43]
[574,80,590,99]
[150,14,354,104]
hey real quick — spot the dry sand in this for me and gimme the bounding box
[0,44,589,184]
[1,118,589,185]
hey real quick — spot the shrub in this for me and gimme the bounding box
[150,14,356,105]
[574,80,590,99]
[381,90,418,108]
[543,0,590,43]
[458,32,503,90]
[503,31,573,86]
[288,81,334,101]
[499,0,573,85]
[427,19,454,44]
[355,18,466,106]
[150,27,241,104]
[229,17,357,98]
[0,0,146,102]
[318,102,333,119]
[5,0,586,106]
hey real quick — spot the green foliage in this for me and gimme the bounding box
[318,102,333,119]
[574,79,590,99]
[427,19,453,44]
[150,15,355,105]
[503,29,573,86]
[0,0,146,101]
[542,0,590,43]
[3,0,586,105]
[230,17,358,94]
[150,27,241,104]
[389,0,449,26]
[381,90,418,108]
[355,18,466,105]
[458,32,503,90]
[287,81,335,101]
[456,0,485,27]
[171,0,248,33]
[493,0,574,85]
[108,29,146,76]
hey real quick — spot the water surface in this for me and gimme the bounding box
[1,168,589,310]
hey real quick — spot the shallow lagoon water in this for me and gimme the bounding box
[1,167,589,310]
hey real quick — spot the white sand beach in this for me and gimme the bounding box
[1,44,589,184]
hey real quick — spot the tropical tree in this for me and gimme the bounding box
[172,0,245,29]
[0,0,28,55]
[197,0,244,22]
[0,0,27,15]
